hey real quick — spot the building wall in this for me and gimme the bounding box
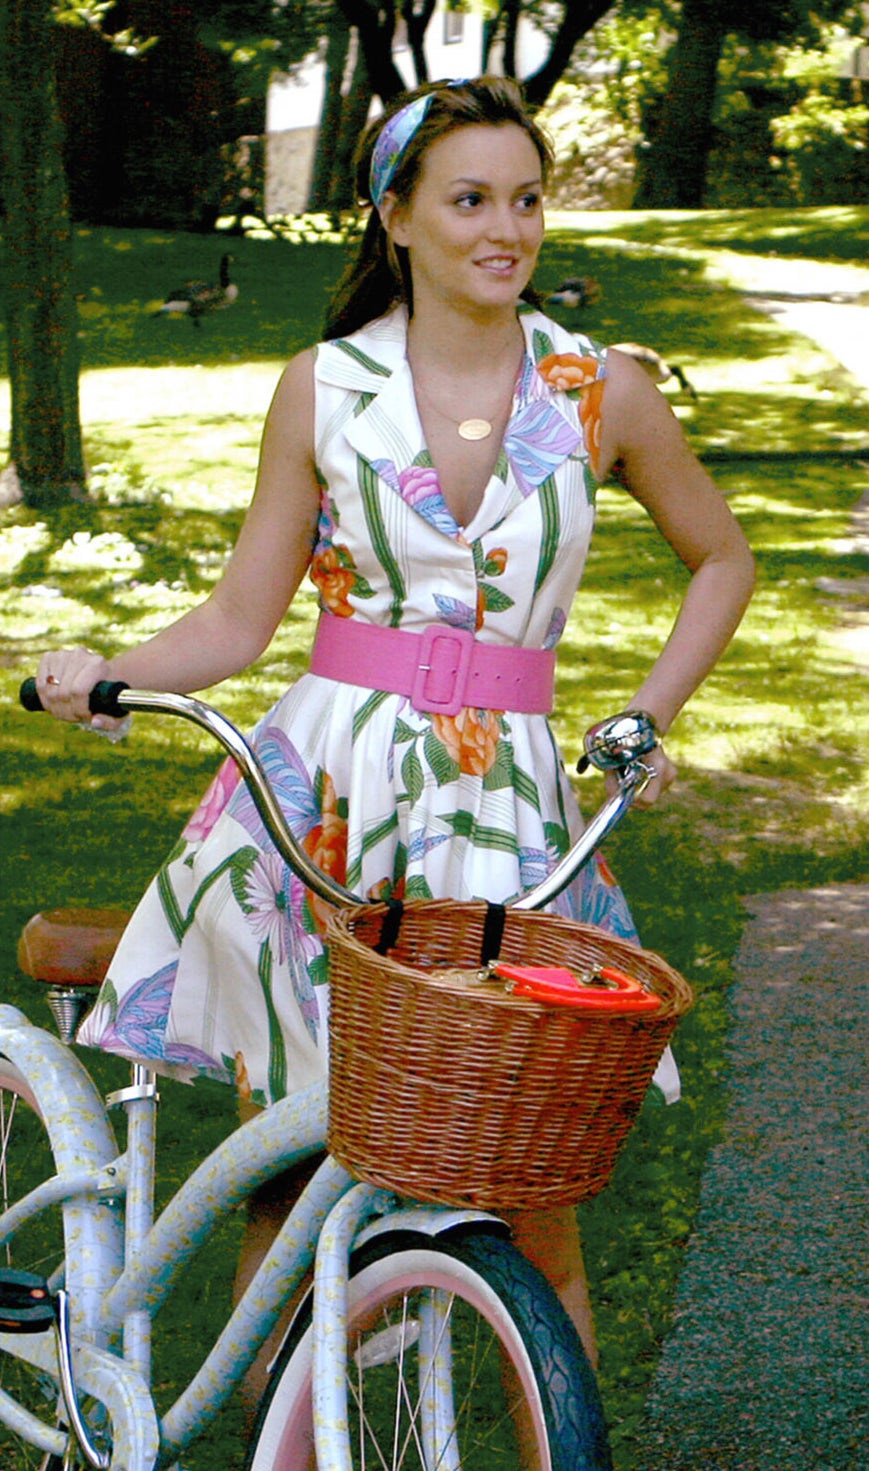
[265,126,319,216]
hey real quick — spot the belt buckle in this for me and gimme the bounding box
[412,626,475,717]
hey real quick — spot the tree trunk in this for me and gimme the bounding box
[503,0,520,80]
[329,43,373,212]
[633,0,728,208]
[403,0,436,86]
[522,1,613,111]
[0,0,85,508]
[335,0,405,103]
[308,10,354,211]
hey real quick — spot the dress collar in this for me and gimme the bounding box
[316,306,591,532]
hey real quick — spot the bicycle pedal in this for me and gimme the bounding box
[0,1268,57,1333]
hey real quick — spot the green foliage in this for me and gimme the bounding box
[541,6,668,159]
[707,22,869,206]
[1,215,868,1467]
[52,0,157,58]
[770,42,869,202]
[585,6,673,129]
[549,5,869,208]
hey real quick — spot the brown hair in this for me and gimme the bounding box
[323,76,554,341]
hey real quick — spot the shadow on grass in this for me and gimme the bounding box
[539,237,869,464]
[538,237,755,359]
[7,495,244,610]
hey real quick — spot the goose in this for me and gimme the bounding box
[610,342,698,398]
[546,275,602,311]
[546,278,697,396]
[153,253,238,325]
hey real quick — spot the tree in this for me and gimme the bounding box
[333,0,412,103]
[0,0,350,508]
[50,0,333,228]
[306,0,621,212]
[0,0,85,508]
[404,0,438,83]
[307,9,355,212]
[96,1,236,230]
[522,1,617,110]
[307,7,376,213]
[634,0,865,207]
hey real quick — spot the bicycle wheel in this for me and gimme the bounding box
[247,1227,612,1471]
[0,1060,66,1471]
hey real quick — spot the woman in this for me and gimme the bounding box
[36,77,755,1380]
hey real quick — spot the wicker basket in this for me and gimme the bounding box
[326,900,693,1210]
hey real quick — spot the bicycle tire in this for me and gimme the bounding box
[246,1226,613,1471]
[0,1059,67,1471]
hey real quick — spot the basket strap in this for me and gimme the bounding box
[373,900,405,955]
[372,898,505,961]
[481,903,506,965]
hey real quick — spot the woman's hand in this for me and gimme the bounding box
[35,647,124,732]
[604,741,676,810]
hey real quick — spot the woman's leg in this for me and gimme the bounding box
[234,1099,326,1424]
[505,1204,598,1370]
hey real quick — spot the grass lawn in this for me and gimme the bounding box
[1,207,868,1469]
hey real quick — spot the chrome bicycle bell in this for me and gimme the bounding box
[578,710,660,773]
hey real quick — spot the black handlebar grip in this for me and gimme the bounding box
[19,678,130,719]
[19,678,43,712]
[88,681,130,717]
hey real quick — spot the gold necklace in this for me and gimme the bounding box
[415,386,495,441]
[412,337,522,443]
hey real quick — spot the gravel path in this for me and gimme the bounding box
[635,884,869,1470]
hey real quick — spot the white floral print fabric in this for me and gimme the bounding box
[78,307,640,1107]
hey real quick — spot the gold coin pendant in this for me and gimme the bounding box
[457,418,493,442]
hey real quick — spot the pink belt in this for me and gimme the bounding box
[309,614,555,717]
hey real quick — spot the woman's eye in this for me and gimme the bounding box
[517,191,541,211]
[455,191,483,208]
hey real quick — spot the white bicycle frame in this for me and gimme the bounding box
[0,1010,500,1470]
[1,692,656,1469]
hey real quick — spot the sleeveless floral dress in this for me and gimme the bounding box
[77,306,650,1109]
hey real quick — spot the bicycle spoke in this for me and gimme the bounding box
[347,1283,533,1471]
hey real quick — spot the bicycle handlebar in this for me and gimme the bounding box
[19,677,658,912]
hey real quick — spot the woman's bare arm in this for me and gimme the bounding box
[596,350,755,802]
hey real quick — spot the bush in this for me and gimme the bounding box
[771,90,869,204]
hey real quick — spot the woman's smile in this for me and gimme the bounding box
[475,254,521,275]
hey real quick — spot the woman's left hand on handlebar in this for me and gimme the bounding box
[36,647,124,731]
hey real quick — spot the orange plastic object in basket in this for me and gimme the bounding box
[492,962,662,1012]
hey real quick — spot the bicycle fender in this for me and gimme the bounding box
[354,1204,508,1252]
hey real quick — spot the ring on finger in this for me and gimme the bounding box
[46,674,60,687]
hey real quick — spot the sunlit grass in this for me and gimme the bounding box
[1,212,868,1469]
[547,204,869,264]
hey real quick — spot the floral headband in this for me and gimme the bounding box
[369,80,467,210]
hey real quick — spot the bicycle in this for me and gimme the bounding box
[2,682,679,1471]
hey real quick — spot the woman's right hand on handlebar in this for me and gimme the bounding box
[36,647,123,731]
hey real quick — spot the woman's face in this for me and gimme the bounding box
[385,122,545,317]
